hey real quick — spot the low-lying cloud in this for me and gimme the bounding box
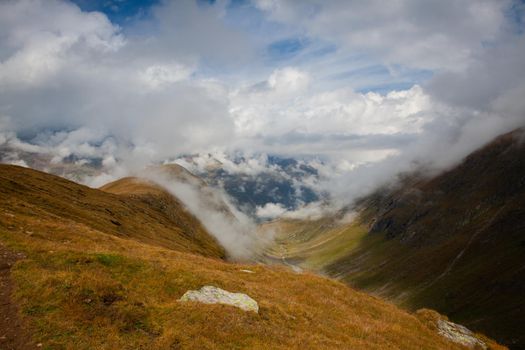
[143,169,273,260]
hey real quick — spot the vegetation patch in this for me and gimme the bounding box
[95,253,124,267]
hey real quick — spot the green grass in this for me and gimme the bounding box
[264,219,369,271]
[292,224,369,270]
[95,253,124,267]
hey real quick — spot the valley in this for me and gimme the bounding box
[263,129,525,349]
[1,1,524,349]
[0,163,506,349]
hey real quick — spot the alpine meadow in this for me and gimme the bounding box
[1,1,524,349]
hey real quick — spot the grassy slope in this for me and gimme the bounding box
[263,217,369,271]
[0,165,225,259]
[332,130,525,349]
[0,165,496,349]
[265,130,525,349]
[99,176,225,253]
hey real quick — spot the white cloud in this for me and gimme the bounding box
[282,201,337,220]
[267,67,310,93]
[176,152,277,176]
[256,202,288,219]
[0,0,236,163]
[230,77,431,163]
[2,158,28,168]
[254,0,509,71]
[139,63,195,89]
[145,0,255,65]
[147,170,273,260]
[0,0,124,87]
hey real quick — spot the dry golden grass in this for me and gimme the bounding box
[0,165,225,259]
[0,165,504,349]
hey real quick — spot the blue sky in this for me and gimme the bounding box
[71,0,160,24]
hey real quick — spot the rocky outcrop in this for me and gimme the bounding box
[415,309,489,349]
[437,319,487,349]
[179,286,259,313]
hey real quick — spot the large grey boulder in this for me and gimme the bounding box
[179,286,259,313]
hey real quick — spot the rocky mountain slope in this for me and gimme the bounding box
[265,129,525,349]
[0,164,504,349]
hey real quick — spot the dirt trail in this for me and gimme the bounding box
[0,242,34,350]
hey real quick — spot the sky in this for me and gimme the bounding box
[1,0,525,211]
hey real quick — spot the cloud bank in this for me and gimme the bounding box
[0,0,524,220]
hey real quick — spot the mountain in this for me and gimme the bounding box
[176,154,322,218]
[0,143,104,183]
[265,129,525,349]
[0,165,504,349]
[99,176,227,255]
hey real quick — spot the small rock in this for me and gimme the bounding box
[437,319,487,349]
[240,269,255,274]
[36,343,42,347]
[179,285,259,313]
[291,265,303,273]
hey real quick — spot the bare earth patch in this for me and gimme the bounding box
[0,242,34,350]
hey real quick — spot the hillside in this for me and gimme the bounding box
[0,165,504,349]
[100,176,226,257]
[0,143,107,184]
[265,129,525,349]
[0,165,225,259]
